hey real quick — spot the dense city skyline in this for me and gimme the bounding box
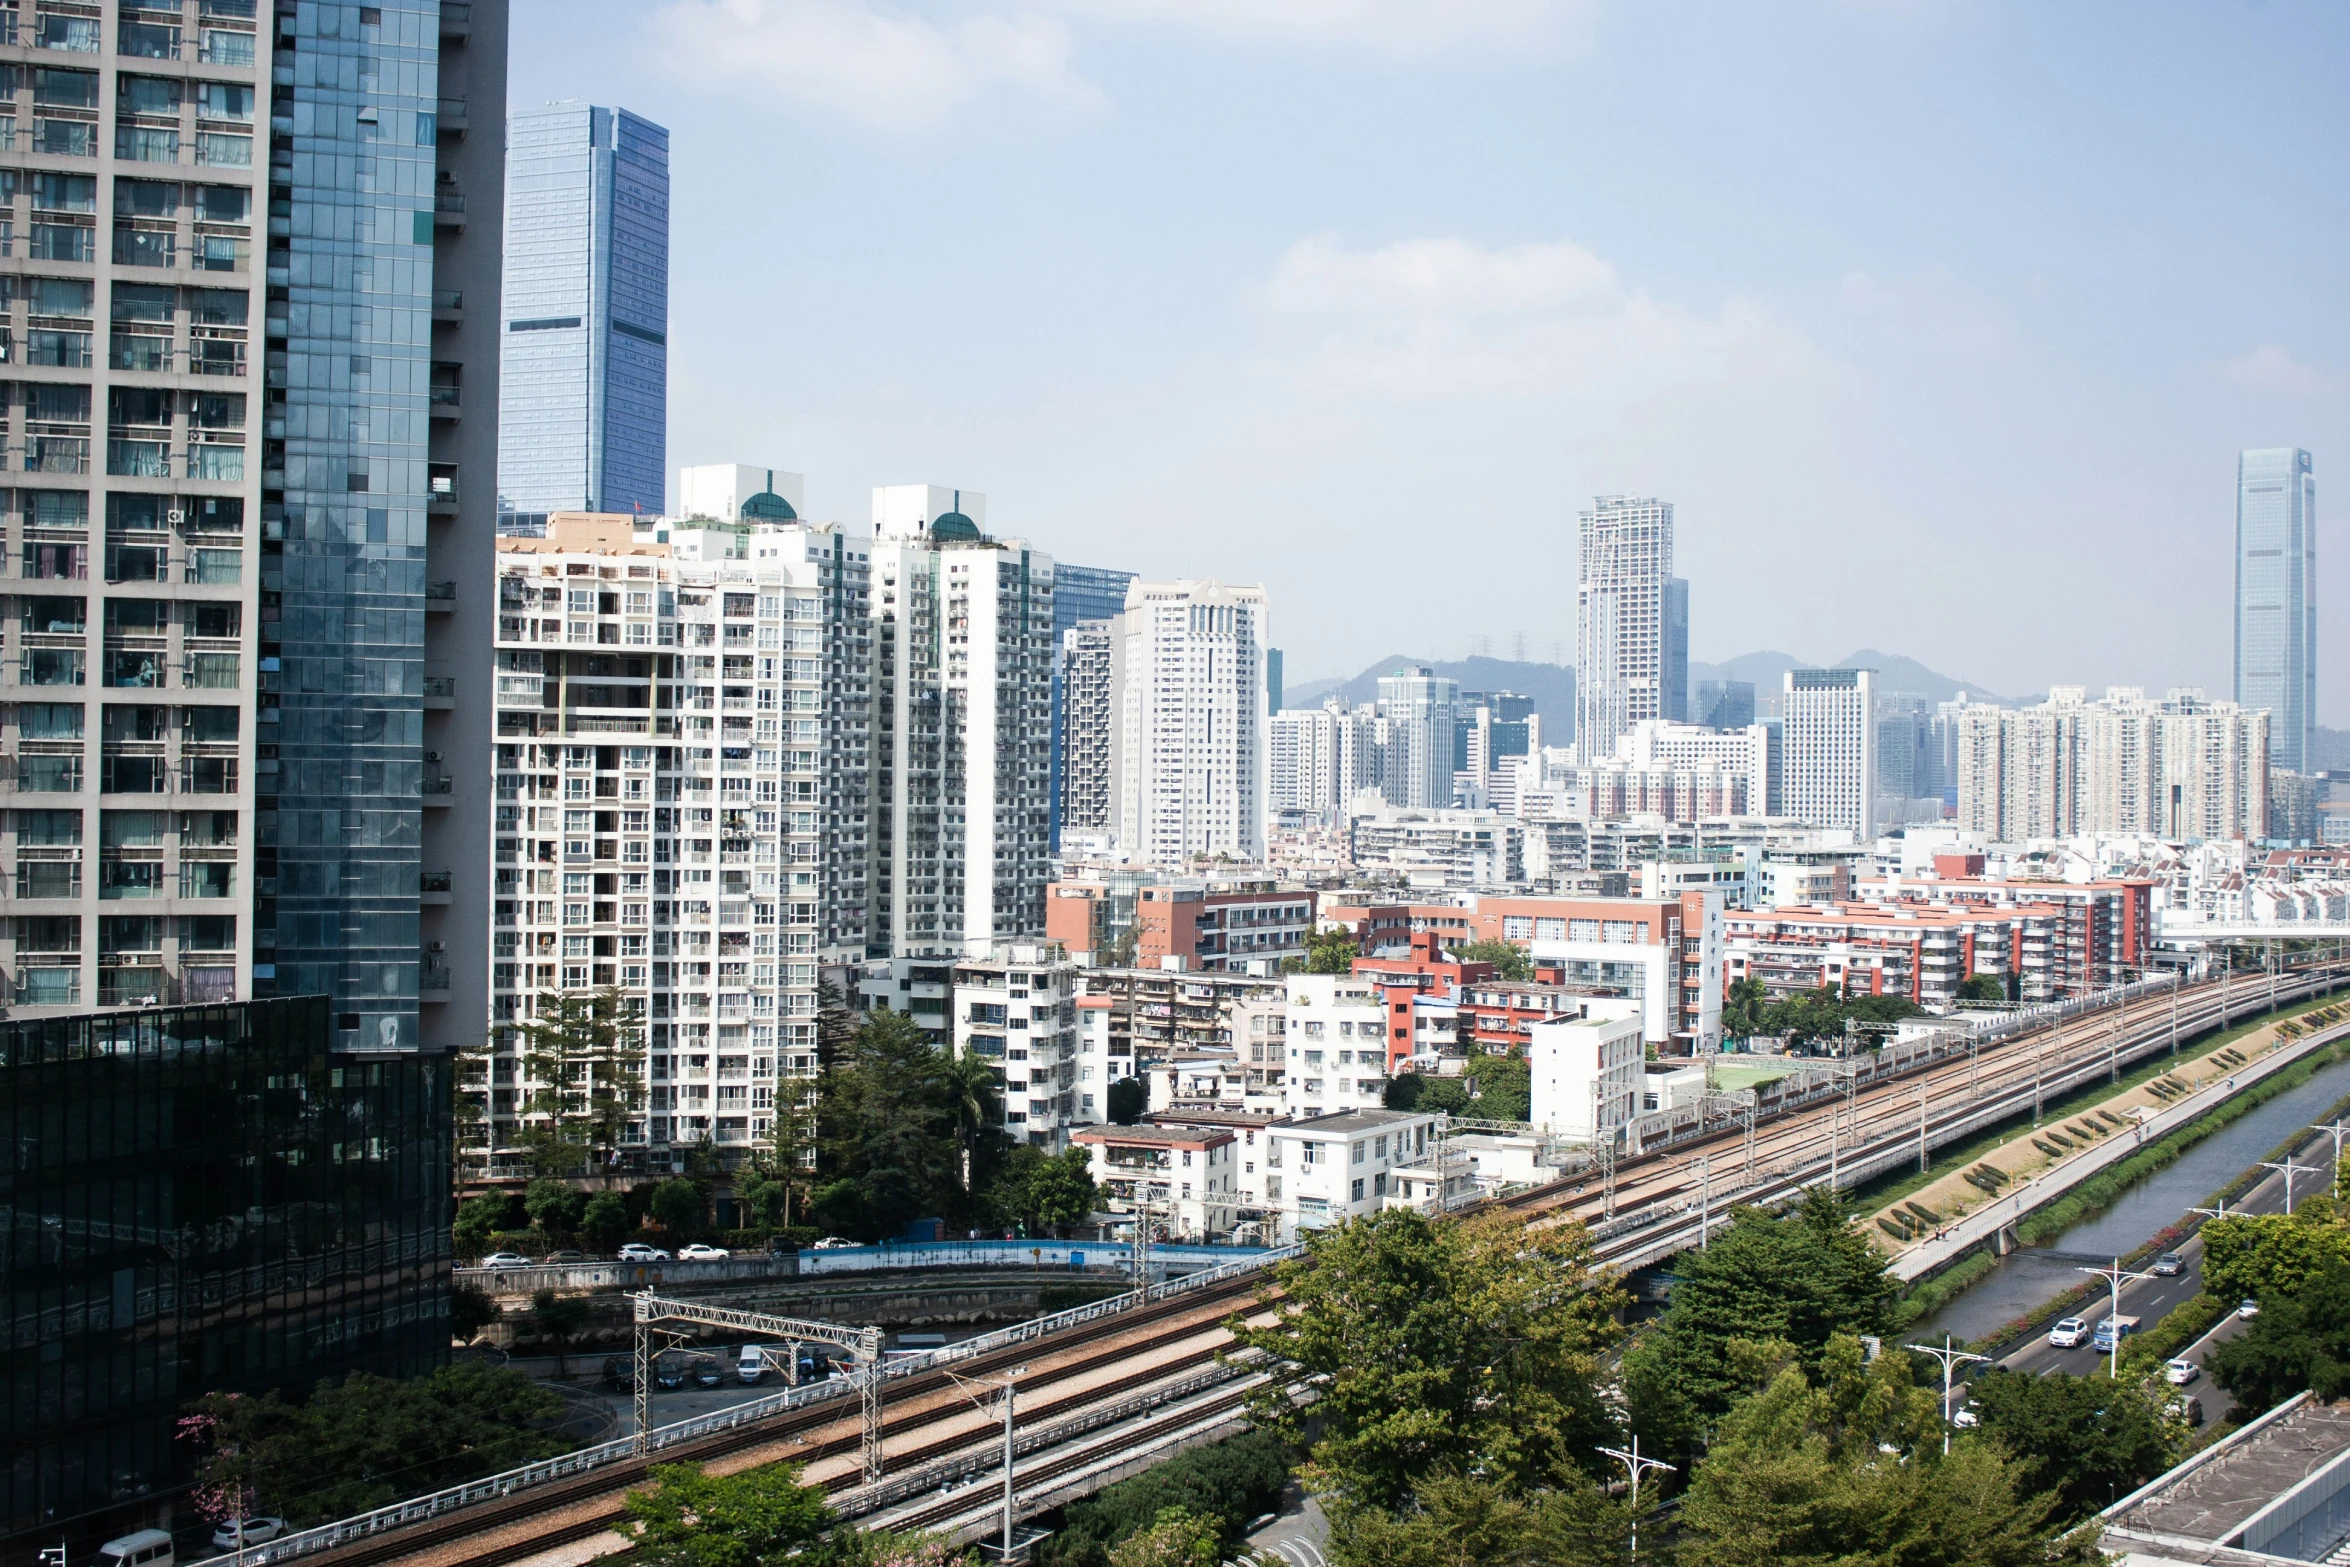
[513,0,2343,719]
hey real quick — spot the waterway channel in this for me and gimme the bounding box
[1913,1049,2350,1344]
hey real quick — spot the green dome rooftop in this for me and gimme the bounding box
[741,489,797,522]
[932,510,981,541]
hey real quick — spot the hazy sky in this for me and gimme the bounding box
[510,1,2347,717]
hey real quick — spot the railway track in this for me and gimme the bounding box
[289,961,2347,1567]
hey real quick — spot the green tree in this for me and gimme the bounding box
[734,1162,790,1231]
[580,1189,633,1254]
[1721,976,1770,1039]
[529,1288,590,1378]
[1107,1508,1221,1567]
[515,987,646,1178]
[1043,1431,1290,1567]
[451,1281,500,1343]
[182,1362,572,1525]
[1451,937,1533,981]
[617,1461,844,1567]
[991,1145,1099,1236]
[649,1176,705,1234]
[524,1176,585,1238]
[941,1047,1004,1193]
[1107,1077,1148,1125]
[1327,1471,1627,1567]
[2211,1256,2350,1414]
[1674,1344,2097,1567]
[1969,1366,2176,1522]
[1621,1189,1897,1460]
[812,1006,967,1240]
[1297,929,1359,974]
[453,1193,509,1261]
[2202,1211,2350,1305]
[1958,973,2010,1005]
[1228,1207,1623,1514]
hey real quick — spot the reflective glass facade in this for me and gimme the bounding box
[2234,447,2316,775]
[1,996,451,1549]
[497,102,667,519]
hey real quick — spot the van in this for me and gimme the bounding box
[96,1531,174,1567]
[738,1346,767,1384]
[2091,1315,2141,1352]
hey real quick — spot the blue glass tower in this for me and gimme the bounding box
[1049,563,1135,850]
[497,102,668,521]
[2234,448,2317,774]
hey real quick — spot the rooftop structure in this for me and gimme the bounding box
[2103,1393,2350,1564]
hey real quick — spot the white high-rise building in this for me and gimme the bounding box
[1270,705,1342,820]
[677,464,807,525]
[487,510,870,1167]
[868,487,1053,955]
[1575,497,1675,764]
[1957,687,2269,843]
[1613,719,1771,810]
[1057,621,1117,839]
[1376,667,1457,809]
[1114,579,1270,865]
[1781,668,1877,836]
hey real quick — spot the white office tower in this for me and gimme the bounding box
[1269,706,1342,820]
[2234,449,2316,775]
[1114,580,1271,865]
[677,464,807,525]
[1377,667,1458,808]
[868,487,1054,955]
[1575,497,1675,764]
[1057,621,1116,839]
[1337,702,1384,805]
[1781,668,1877,836]
[488,509,870,1166]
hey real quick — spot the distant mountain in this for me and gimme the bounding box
[1688,648,2022,709]
[1283,656,1578,741]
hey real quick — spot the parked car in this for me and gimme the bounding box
[654,1357,688,1391]
[2047,1318,2089,1349]
[544,1249,589,1264]
[810,1237,858,1250]
[2168,1393,2205,1425]
[602,1356,635,1393]
[678,1243,731,1261]
[211,1518,286,1551]
[2152,1252,2184,1277]
[2165,1357,2200,1386]
[619,1243,672,1263]
[692,1355,725,1388]
[477,1252,533,1268]
[1951,1405,1979,1429]
[2239,1299,2262,1319]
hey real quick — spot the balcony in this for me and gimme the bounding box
[428,464,459,515]
[433,190,465,230]
[423,676,455,710]
[437,96,468,137]
[421,869,453,906]
[421,956,451,1002]
[439,1,471,41]
[432,289,464,323]
[424,580,456,613]
[421,774,455,805]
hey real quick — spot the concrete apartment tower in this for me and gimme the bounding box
[1377,665,1458,809]
[1575,496,1675,763]
[1113,578,1271,865]
[0,0,502,1056]
[1782,668,1877,838]
[867,487,1054,956]
[497,101,668,528]
[2234,448,2316,775]
[1048,560,1134,850]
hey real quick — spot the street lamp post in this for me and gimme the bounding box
[2076,1257,2149,1379]
[1905,1334,1992,1456]
[2260,1155,2318,1217]
[1598,1436,1676,1566]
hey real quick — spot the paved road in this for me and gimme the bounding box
[1246,1485,1329,1567]
[1971,1119,2330,1420]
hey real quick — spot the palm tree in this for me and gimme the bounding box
[940,1049,1001,1192]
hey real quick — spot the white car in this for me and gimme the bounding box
[477,1252,532,1269]
[212,1518,286,1550]
[617,1243,672,1263]
[2048,1318,2090,1349]
[1951,1405,1979,1429]
[2239,1299,2261,1319]
[2165,1357,2200,1386]
[678,1243,731,1261]
[810,1237,859,1250]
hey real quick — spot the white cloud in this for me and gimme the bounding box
[1251,235,1827,404]
[2224,344,2338,398]
[1836,268,2011,358]
[1051,0,1591,55]
[650,0,1100,131]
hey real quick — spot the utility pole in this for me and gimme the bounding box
[1915,1086,1929,1176]
[2076,1257,2149,1380]
[2170,971,2179,1056]
[2108,999,2121,1085]
[2260,1155,2318,1217]
[1696,1155,1711,1251]
[1598,1436,1676,1566]
[1905,1335,1992,1456]
[947,1367,1026,1564]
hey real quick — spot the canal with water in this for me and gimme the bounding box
[1912,1049,2350,1344]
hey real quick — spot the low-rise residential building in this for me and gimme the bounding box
[1077,967,1289,1061]
[1726,901,2052,1010]
[1045,875,1314,972]
[1349,808,1525,890]
[1460,978,1623,1054]
[1073,1123,1239,1241]
[1265,1109,1438,1239]
[951,944,1080,1149]
[1283,972,1394,1117]
[1471,892,1724,1054]
[1147,1108,1284,1223]
[1859,866,2155,993]
[1528,1001,1645,1143]
[1072,995,1131,1123]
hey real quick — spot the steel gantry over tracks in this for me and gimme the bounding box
[631,1292,886,1478]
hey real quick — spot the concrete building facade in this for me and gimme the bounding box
[1575,496,1675,764]
[1114,577,1269,865]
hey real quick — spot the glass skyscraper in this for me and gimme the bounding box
[2234,448,2317,775]
[497,102,668,523]
[1048,562,1134,849]
[0,0,498,1054]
